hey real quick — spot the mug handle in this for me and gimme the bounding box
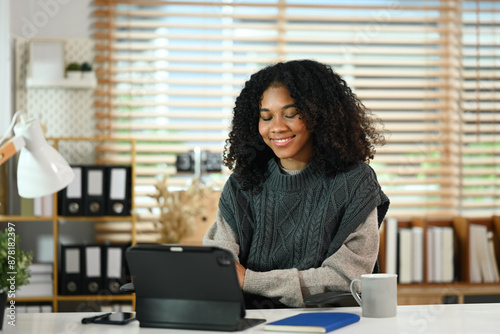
[349,278,363,307]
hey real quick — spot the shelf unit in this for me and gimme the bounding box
[0,137,137,312]
[380,216,500,305]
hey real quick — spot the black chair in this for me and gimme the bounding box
[303,291,358,307]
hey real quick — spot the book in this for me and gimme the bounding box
[398,228,413,284]
[469,225,482,283]
[441,227,454,283]
[411,226,424,283]
[426,228,435,282]
[16,282,53,297]
[487,231,500,282]
[385,217,398,275]
[264,312,360,333]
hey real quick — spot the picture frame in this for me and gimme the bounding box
[29,39,65,79]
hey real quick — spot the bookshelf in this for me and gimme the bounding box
[0,137,137,312]
[380,216,500,305]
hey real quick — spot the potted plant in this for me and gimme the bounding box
[80,62,95,80]
[66,62,81,79]
[0,228,33,329]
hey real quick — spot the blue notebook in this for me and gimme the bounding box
[264,312,360,333]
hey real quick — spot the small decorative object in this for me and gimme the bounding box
[149,175,212,244]
[66,62,81,79]
[81,62,95,80]
[0,228,33,329]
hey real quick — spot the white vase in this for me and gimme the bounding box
[82,71,96,80]
[66,71,81,79]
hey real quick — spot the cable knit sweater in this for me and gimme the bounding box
[203,159,389,307]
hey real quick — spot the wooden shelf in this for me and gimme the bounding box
[0,215,53,222]
[398,282,500,305]
[382,216,500,305]
[1,137,137,312]
[56,294,134,302]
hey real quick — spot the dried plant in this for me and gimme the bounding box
[149,175,212,244]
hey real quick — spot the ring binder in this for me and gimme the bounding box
[85,166,106,216]
[60,245,83,295]
[106,166,131,216]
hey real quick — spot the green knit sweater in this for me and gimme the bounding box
[219,159,389,272]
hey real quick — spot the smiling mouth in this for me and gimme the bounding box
[271,136,294,146]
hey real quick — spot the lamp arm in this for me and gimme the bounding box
[0,136,26,165]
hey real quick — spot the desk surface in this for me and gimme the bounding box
[4,303,499,334]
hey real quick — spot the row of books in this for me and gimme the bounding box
[60,243,131,296]
[384,217,500,284]
[470,224,500,283]
[101,302,134,313]
[13,302,132,313]
[12,304,52,313]
[385,218,455,283]
[20,196,54,217]
[16,263,53,298]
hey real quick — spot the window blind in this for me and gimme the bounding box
[460,0,499,216]
[93,0,499,235]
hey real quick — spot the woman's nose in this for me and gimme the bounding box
[270,116,288,132]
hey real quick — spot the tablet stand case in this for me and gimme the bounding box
[125,244,265,331]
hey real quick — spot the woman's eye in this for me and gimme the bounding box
[285,113,299,119]
[260,116,272,121]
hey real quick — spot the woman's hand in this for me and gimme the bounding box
[234,261,246,289]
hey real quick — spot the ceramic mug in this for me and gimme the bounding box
[350,273,398,318]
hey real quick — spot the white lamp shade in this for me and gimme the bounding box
[14,118,74,198]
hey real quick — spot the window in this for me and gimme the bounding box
[94,0,499,226]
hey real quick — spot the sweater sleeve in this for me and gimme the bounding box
[203,209,241,261]
[203,207,380,308]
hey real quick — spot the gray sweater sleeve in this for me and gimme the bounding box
[203,208,380,308]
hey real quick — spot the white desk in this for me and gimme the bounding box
[4,303,499,334]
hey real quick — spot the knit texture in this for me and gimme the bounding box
[219,159,389,272]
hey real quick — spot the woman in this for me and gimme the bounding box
[203,59,389,308]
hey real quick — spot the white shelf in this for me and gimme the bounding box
[26,77,97,89]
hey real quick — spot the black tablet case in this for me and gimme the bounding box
[125,244,265,331]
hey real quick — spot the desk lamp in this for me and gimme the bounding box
[0,111,74,198]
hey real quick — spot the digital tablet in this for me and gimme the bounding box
[126,244,265,331]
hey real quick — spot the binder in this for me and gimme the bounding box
[106,166,132,216]
[83,245,103,294]
[205,152,222,172]
[60,245,83,295]
[103,244,130,294]
[176,152,194,172]
[85,166,106,216]
[58,166,85,216]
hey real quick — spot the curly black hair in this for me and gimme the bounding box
[224,59,385,192]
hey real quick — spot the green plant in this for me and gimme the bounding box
[81,62,92,72]
[0,228,33,294]
[66,62,80,71]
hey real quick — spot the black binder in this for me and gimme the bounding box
[84,166,106,216]
[58,166,85,216]
[60,244,83,295]
[126,245,265,331]
[82,245,103,295]
[105,166,131,216]
[103,243,130,294]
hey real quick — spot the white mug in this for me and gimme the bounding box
[350,273,398,318]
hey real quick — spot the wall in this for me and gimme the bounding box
[10,0,94,40]
[1,1,11,134]
[4,0,93,130]
[5,0,95,261]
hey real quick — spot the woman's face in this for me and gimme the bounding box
[258,85,313,170]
